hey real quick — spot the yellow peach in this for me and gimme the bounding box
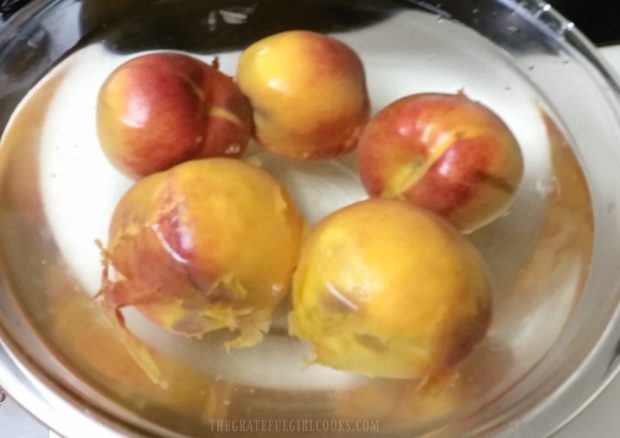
[97,53,253,178]
[290,198,491,379]
[100,158,304,348]
[237,30,369,159]
[358,93,523,232]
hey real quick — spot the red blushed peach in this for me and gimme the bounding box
[236,30,369,159]
[358,93,524,233]
[289,198,492,379]
[97,53,253,178]
[99,158,304,348]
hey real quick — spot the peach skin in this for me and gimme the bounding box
[99,158,304,349]
[357,92,523,233]
[289,198,492,380]
[236,30,370,159]
[97,53,253,178]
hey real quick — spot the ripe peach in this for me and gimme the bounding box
[97,53,253,178]
[99,158,304,348]
[289,198,492,379]
[236,30,369,159]
[358,93,523,233]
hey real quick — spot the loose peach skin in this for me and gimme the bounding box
[97,53,253,178]
[358,92,524,233]
[236,30,370,159]
[100,158,304,348]
[289,198,492,380]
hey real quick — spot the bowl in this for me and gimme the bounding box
[1,0,620,436]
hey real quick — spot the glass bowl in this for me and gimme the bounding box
[1,0,620,436]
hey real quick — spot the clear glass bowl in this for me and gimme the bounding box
[1,0,620,436]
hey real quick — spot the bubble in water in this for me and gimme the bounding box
[225,143,242,154]
[536,177,559,198]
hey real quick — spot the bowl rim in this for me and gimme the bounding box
[1,0,620,437]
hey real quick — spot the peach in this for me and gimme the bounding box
[358,92,523,233]
[97,53,253,178]
[289,198,491,379]
[99,158,304,348]
[236,30,369,159]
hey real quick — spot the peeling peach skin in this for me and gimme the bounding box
[99,158,304,349]
[97,53,253,178]
[289,199,492,380]
[358,92,523,233]
[237,30,370,160]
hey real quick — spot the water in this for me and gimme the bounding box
[0,6,593,437]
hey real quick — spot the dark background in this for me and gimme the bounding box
[1,0,618,46]
[549,0,618,46]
